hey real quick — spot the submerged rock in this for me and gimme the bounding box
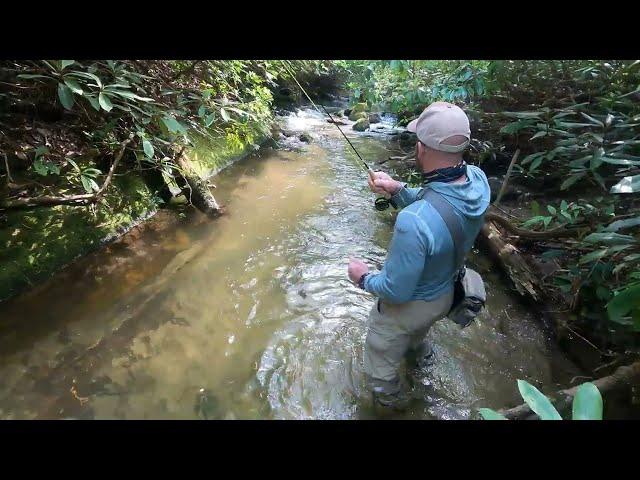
[298,133,313,143]
[368,113,382,124]
[353,118,370,132]
[194,388,218,420]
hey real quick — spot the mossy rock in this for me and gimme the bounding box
[352,102,368,114]
[352,118,370,132]
[349,111,368,122]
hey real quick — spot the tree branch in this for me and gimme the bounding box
[485,209,581,240]
[0,136,133,210]
[499,361,640,420]
[494,148,520,206]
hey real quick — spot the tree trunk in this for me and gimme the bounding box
[478,220,544,301]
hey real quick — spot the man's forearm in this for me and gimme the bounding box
[389,184,421,209]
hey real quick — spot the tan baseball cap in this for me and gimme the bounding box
[406,101,470,153]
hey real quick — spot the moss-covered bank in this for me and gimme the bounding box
[0,125,268,302]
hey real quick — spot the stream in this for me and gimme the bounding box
[0,108,581,420]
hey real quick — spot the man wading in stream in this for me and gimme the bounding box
[347,101,490,411]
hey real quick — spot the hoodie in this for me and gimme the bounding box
[363,165,490,303]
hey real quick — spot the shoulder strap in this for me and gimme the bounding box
[417,188,466,270]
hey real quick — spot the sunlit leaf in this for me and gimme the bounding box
[530,130,547,140]
[63,78,83,95]
[98,92,113,112]
[478,408,507,420]
[610,175,640,194]
[143,139,154,159]
[517,380,562,420]
[572,383,603,420]
[582,232,636,246]
[579,249,610,264]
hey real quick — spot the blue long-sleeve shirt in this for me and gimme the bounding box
[363,165,490,303]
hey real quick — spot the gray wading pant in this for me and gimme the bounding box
[363,290,454,395]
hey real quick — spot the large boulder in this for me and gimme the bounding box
[352,118,370,132]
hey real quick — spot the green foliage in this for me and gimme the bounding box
[480,380,603,420]
[477,408,507,420]
[66,158,101,194]
[335,60,489,122]
[516,379,563,420]
[31,147,60,176]
[336,59,640,341]
[5,59,338,200]
[607,283,640,329]
[572,383,604,420]
[482,61,640,336]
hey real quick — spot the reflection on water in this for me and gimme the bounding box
[0,109,579,419]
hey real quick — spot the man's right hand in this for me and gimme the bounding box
[368,171,402,198]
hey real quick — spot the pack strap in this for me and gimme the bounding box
[417,188,466,271]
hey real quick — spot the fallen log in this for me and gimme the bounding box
[499,361,640,420]
[174,149,223,218]
[478,219,544,300]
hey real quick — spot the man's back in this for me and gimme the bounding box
[364,165,490,303]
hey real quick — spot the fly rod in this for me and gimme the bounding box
[280,61,391,210]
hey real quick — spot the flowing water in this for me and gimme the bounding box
[0,108,580,420]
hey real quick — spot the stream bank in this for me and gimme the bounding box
[0,122,270,302]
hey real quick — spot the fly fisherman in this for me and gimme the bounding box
[347,102,490,410]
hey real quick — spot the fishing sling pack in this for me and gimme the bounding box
[417,188,487,328]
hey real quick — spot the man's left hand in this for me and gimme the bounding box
[348,258,369,284]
